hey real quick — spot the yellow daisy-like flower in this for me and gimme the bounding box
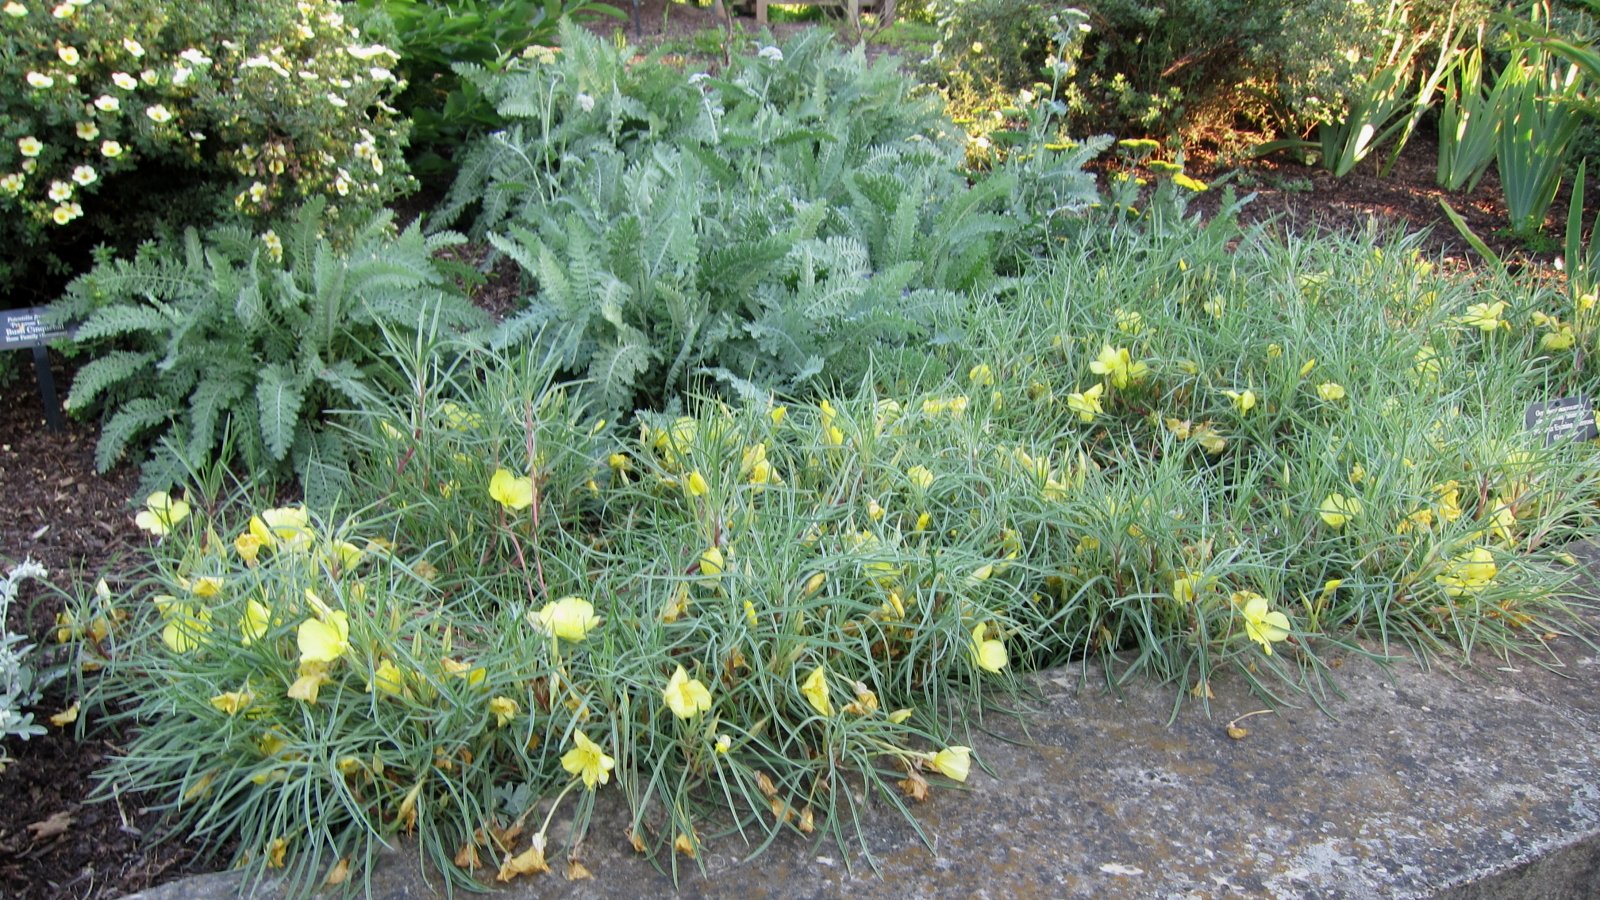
[100,140,124,159]
[800,666,833,717]
[18,136,43,157]
[560,730,615,789]
[663,665,713,719]
[113,71,138,90]
[145,104,173,124]
[26,71,53,89]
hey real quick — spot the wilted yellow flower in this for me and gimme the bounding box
[663,665,713,719]
[530,596,599,642]
[189,575,224,598]
[1115,308,1144,334]
[489,468,533,511]
[1235,591,1291,654]
[210,685,256,716]
[1224,389,1257,414]
[1318,493,1361,529]
[969,623,1008,673]
[1316,382,1346,402]
[367,658,405,696]
[488,696,519,728]
[251,506,312,550]
[1436,547,1497,596]
[968,363,994,386]
[929,746,971,782]
[560,730,615,789]
[800,666,833,717]
[135,491,191,536]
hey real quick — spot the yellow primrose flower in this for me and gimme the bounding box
[135,491,191,536]
[1459,300,1508,332]
[663,665,713,719]
[1224,389,1257,414]
[297,611,350,664]
[157,600,211,654]
[1266,343,1283,358]
[240,599,271,645]
[210,685,256,716]
[1316,382,1346,402]
[684,470,709,497]
[1115,308,1144,334]
[560,730,615,789]
[1433,481,1463,523]
[251,506,312,550]
[367,658,405,696]
[441,657,487,686]
[1089,345,1149,389]
[968,363,994,387]
[1235,591,1291,654]
[1299,358,1316,377]
[969,623,1008,673]
[1436,547,1497,596]
[488,696,518,728]
[530,596,599,642]
[929,746,971,782]
[489,468,533,511]
[1202,296,1225,318]
[1318,493,1361,529]
[288,661,332,704]
[800,666,833,717]
[1067,383,1105,422]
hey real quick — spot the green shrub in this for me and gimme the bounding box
[357,0,622,181]
[0,0,413,302]
[442,23,1101,414]
[53,199,487,500]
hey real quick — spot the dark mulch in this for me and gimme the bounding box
[0,8,1592,895]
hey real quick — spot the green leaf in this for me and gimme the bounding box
[256,364,306,462]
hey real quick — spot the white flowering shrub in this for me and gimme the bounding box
[0,0,412,296]
[0,559,49,761]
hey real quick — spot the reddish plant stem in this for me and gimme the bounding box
[525,401,549,601]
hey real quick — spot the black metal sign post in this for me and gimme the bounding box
[2,306,73,432]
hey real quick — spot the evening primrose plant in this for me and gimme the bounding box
[72,209,1600,893]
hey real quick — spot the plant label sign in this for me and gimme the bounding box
[1524,395,1598,447]
[1,306,70,349]
[1,306,74,432]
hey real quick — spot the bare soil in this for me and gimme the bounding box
[0,6,1592,897]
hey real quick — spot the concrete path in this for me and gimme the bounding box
[131,556,1600,899]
